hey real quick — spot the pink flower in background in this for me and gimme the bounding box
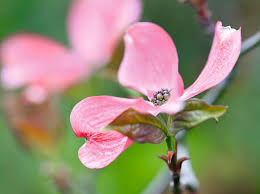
[70,21,241,169]
[0,0,142,103]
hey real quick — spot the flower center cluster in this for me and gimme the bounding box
[150,88,171,106]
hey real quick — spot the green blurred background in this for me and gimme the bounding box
[0,0,259,193]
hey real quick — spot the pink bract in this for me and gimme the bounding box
[68,0,142,66]
[0,34,87,92]
[70,21,242,168]
[70,96,154,168]
[0,0,142,103]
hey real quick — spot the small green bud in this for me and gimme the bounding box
[150,88,171,106]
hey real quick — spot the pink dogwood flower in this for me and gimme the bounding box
[70,21,241,168]
[0,0,142,103]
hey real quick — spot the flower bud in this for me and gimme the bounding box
[150,88,171,106]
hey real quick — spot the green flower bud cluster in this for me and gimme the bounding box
[151,88,171,106]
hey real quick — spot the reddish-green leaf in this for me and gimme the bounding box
[103,108,167,144]
[170,98,228,135]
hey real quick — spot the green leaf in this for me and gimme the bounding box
[103,108,168,144]
[170,98,228,135]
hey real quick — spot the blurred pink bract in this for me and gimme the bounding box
[70,21,241,169]
[0,0,142,103]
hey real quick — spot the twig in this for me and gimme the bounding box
[141,31,260,194]
[176,133,199,192]
[203,31,260,104]
[141,167,171,194]
[240,31,260,55]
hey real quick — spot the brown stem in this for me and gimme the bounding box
[172,173,181,194]
[179,0,215,35]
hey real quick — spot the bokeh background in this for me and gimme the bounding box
[0,0,259,193]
